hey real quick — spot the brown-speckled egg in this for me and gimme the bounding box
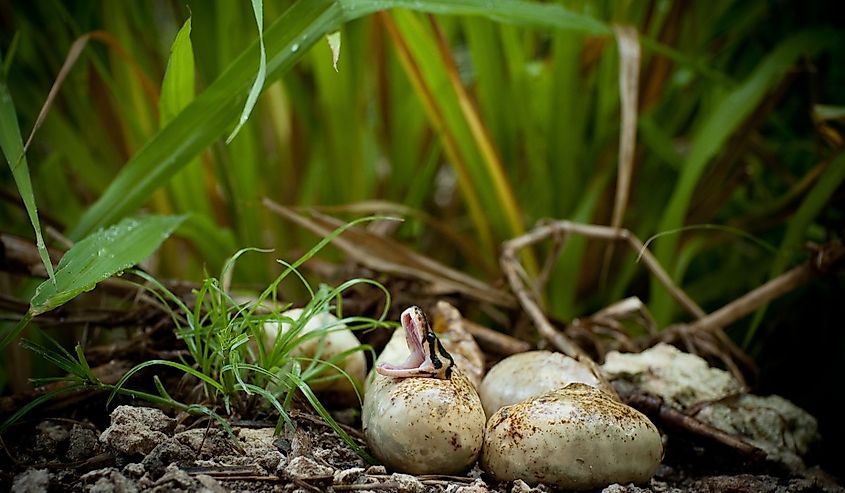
[363,369,486,474]
[481,383,662,489]
[478,350,602,417]
[263,309,366,402]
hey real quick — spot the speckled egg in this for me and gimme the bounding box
[263,309,366,402]
[478,350,602,417]
[363,369,486,474]
[481,383,662,489]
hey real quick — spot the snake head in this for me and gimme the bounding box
[376,306,454,379]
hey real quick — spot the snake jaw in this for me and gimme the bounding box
[376,306,454,379]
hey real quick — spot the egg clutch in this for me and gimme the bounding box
[362,304,662,490]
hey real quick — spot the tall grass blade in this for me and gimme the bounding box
[603,25,641,284]
[345,0,609,34]
[743,150,845,345]
[650,30,836,324]
[160,18,195,128]
[0,53,54,283]
[381,12,494,255]
[69,0,609,241]
[108,359,226,406]
[0,384,86,434]
[609,25,640,233]
[68,0,340,239]
[227,0,266,144]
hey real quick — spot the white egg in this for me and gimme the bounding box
[481,383,662,489]
[478,350,602,417]
[363,369,486,474]
[263,308,366,402]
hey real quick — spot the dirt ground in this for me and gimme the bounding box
[1,399,842,493]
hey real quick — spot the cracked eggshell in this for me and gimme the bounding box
[601,343,742,412]
[362,370,486,475]
[478,351,602,417]
[431,301,485,387]
[263,309,366,397]
[481,383,662,490]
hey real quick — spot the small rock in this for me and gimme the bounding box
[446,478,490,493]
[195,473,228,493]
[37,420,69,443]
[511,479,535,492]
[122,462,146,479]
[12,468,51,493]
[334,467,366,485]
[276,452,288,476]
[67,424,99,461]
[365,465,387,475]
[647,479,683,493]
[100,406,176,456]
[256,449,285,473]
[390,473,425,493]
[79,467,138,493]
[602,484,653,493]
[30,421,69,458]
[237,427,278,458]
[90,475,138,493]
[284,456,334,480]
[113,405,176,433]
[141,438,196,479]
[149,464,197,492]
[173,428,230,457]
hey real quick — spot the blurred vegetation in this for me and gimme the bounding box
[1,1,843,387]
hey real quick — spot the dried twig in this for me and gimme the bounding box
[264,200,516,307]
[289,409,366,442]
[334,483,401,491]
[617,384,766,461]
[292,478,326,492]
[685,241,845,333]
[501,221,706,359]
[462,319,531,356]
[651,240,845,381]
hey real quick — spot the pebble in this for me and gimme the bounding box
[99,406,175,456]
[11,468,51,493]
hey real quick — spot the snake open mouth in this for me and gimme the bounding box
[376,309,427,376]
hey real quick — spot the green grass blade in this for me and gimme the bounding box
[0,53,55,283]
[0,314,31,358]
[296,378,376,464]
[160,17,195,127]
[227,0,266,143]
[650,29,836,325]
[68,0,342,239]
[743,150,845,345]
[29,215,186,316]
[19,338,84,378]
[108,359,225,407]
[0,384,87,434]
[159,17,228,273]
[68,0,610,241]
[344,0,609,34]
